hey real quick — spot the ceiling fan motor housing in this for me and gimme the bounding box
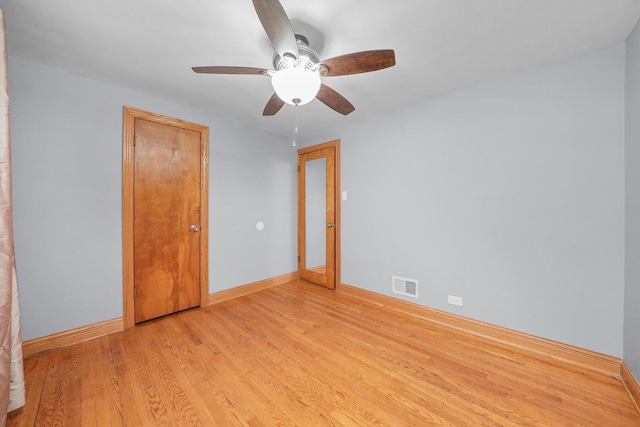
[273,34,325,74]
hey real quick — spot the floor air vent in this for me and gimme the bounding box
[392,276,418,298]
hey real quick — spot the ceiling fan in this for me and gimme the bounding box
[192,0,396,116]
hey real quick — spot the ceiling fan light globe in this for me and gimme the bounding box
[271,67,321,106]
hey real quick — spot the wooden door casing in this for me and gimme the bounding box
[123,107,209,328]
[298,140,340,290]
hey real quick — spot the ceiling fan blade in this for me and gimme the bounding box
[252,0,299,61]
[316,84,355,115]
[192,66,269,75]
[263,93,285,116]
[319,50,396,77]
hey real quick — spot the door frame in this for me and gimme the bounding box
[297,139,341,290]
[122,106,209,328]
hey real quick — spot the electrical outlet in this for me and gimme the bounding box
[448,295,463,306]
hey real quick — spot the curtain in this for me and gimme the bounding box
[0,8,25,424]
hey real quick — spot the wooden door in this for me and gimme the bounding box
[298,140,340,289]
[123,107,209,327]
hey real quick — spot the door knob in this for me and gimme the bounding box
[327,223,335,228]
[190,225,199,232]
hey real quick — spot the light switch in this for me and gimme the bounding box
[342,191,348,201]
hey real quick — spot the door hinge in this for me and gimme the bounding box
[298,255,300,263]
[133,287,137,299]
[298,165,300,172]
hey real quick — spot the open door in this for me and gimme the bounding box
[298,140,340,289]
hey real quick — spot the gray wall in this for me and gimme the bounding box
[9,56,297,340]
[303,44,626,357]
[625,21,640,379]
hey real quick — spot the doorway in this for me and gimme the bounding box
[122,107,209,327]
[298,140,340,289]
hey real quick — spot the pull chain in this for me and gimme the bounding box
[292,103,299,147]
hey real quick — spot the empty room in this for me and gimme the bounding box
[1,0,640,425]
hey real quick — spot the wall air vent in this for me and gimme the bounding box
[392,276,418,298]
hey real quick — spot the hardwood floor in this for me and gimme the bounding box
[8,280,640,426]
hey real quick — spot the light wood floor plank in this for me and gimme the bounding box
[8,280,640,426]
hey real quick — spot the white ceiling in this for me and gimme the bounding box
[2,0,640,138]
